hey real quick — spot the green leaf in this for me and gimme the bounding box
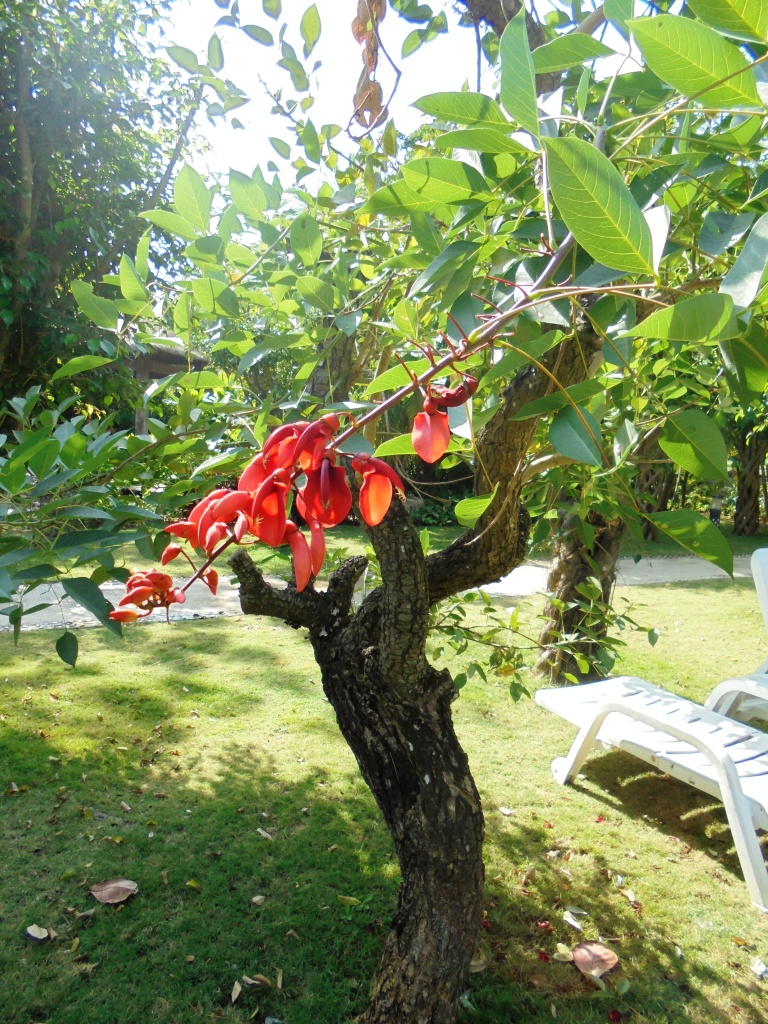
[719,320,768,400]
[659,410,728,480]
[176,371,229,389]
[455,484,499,527]
[61,577,121,636]
[207,33,224,70]
[410,212,443,255]
[409,241,479,297]
[301,120,321,163]
[413,92,510,127]
[174,164,211,233]
[605,0,632,37]
[619,293,738,343]
[393,299,420,337]
[70,280,120,330]
[549,406,603,466]
[374,433,466,457]
[51,356,115,382]
[192,279,239,317]
[401,158,488,205]
[720,213,768,311]
[477,331,563,391]
[300,3,321,57]
[365,358,431,396]
[532,34,614,74]
[687,0,768,42]
[645,509,733,576]
[699,211,754,256]
[628,15,760,108]
[510,379,605,421]
[139,209,199,241]
[359,180,437,216]
[296,275,335,312]
[499,10,539,137]
[291,214,322,267]
[434,127,524,155]
[262,0,281,18]
[56,631,78,668]
[544,137,653,274]
[166,45,199,73]
[119,255,149,302]
[269,136,292,159]
[243,24,274,45]
[229,169,267,222]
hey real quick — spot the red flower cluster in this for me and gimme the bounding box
[110,415,404,622]
[411,376,478,464]
[109,570,187,623]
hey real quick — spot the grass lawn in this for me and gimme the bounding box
[2,578,768,1024]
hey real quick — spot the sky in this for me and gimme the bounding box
[165,0,510,176]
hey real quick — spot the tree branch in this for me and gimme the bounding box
[229,548,322,628]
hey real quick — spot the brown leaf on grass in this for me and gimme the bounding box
[469,956,487,973]
[88,879,138,904]
[285,928,299,940]
[160,870,168,886]
[572,941,619,979]
[277,968,283,991]
[120,801,131,813]
[528,973,549,989]
[251,895,266,906]
[26,924,50,941]
[257,828,274,841]
[231,980,242,1003]
[185,955,195,962]
[74,908,95,920]
[242,973,272,988]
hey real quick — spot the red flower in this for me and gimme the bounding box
[111,570,186,622]
[251,469,291,546]
[284,521,312,592]
[412,406,451,464]
[538,950,551,962]
[300,454,352,527]
[202,568,218,596]
[351,455,404,527]
[291,414,341,469]
[161,543,183,565]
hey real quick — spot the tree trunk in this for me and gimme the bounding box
[535,510,625,684]
[635,444,672,541]
[229,326,603,1023]
[734,428,767,536]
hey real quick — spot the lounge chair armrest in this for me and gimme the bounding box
[705,675,768,716]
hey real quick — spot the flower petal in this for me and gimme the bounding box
[359,472,393,527]
[412,410,450,464]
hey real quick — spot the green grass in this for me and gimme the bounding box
[2,580,768,1024]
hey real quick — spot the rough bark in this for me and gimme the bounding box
[733,427,767,536]
[535,511,625,684]
[230,497,485,1024]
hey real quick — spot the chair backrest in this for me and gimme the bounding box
[751,549,768,639]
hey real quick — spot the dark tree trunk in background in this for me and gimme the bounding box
[734,427,767,536]
[635,442,673,541]
[535,511,625,684]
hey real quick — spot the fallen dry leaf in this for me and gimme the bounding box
[285,928,299,940]
[731,937,751,947]
[499,806,514,817]
[469,956,487,973]
[231,980,242,1003]
[257,828,274,841]
[26,924,50,942]
[251,895,266,906]
[47,927,58,940]
[74,908,95,920]
[750,956,768,979]
[70,938,80,953]
[528,973,549,989]
[120,801,131,813]
[88,879,138,904]
[277,968,283,990]
[185,955,195,963]
[185,879,200,890]
[572,941,619,979]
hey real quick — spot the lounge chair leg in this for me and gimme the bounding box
[551,717,605,785]
[717,759,768,913]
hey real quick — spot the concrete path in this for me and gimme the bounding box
[1,555,754,633]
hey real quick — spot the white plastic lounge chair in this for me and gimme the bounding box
[535,676,768,911]
[535,549,768,913]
